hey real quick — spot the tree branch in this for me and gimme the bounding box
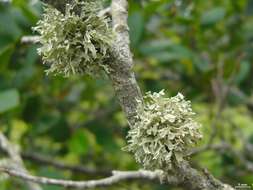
[109,0,143,126]
[109,1,234,189]
[13,1,235,189]
[21,152,111,176]
[0,133,42,190]
[174,161,233,190]
[0,168,178,189]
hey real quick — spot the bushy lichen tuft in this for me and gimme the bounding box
[33,0,113,76]
[123,90,202,171]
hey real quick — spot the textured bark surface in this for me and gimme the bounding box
[174,161,233,190]
[109,0,143,126]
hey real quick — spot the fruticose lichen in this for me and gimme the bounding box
[33,0,113,76]
[124,90,202,171]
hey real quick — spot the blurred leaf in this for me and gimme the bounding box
[89,125,119,153]
[246,0,253,15]
[15,3,38,24]
[151,51,183,62]
[201,7,226,25]
[0,10,22,39]
[0,34,15,50]
[114,112,128,127]
[10,119,28,143]
[196,151,224,177]
[129,11,145,47]
[140,41,194,65]
[25,46,39,65]
[68,129,95,155]
[47,117,71,142]
[140,39,173,55]
[0,44,15,70]
[235,61,251,84]
[0,89,20,113]
[194,57,211,72]
[22,95,42,123]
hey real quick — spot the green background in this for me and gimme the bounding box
[1,0,253,189]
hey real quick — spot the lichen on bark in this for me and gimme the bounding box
[34,0,113,76]
[123,90,202,171]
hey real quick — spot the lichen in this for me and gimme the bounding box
[123,90,202,171]
[33,0,113,77]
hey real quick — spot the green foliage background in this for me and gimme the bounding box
[1,0,253,189]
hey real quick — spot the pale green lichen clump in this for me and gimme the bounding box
[33,0,113,76]
[124,90,202,171]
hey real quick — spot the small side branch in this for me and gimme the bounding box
[0,168,178,189]
[0,133,42,190]
[21,36,40,44]
[22,152,111,176]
